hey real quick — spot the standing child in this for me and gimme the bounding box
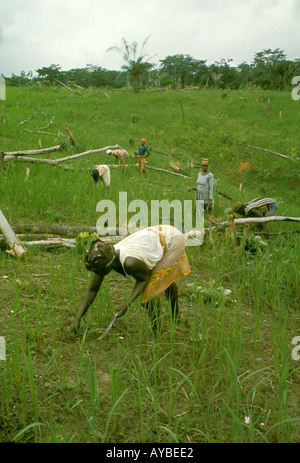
[136,138,151,173]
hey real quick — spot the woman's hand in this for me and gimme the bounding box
[115,303,128,318]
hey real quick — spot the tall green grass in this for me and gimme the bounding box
[0,86,299,443]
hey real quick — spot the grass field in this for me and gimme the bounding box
[0,85,299,443]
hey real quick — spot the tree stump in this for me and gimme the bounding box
[0,209,27,258]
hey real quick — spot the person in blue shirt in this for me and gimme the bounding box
[136,138,151,173]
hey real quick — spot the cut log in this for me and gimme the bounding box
[169,161,189,176]
[209,216,300,232]
[232,216,300,225]
[4,145,121,165]
[56,80,80,94]
[19,235,124,249]
[65,127,78,147]
[36,116,55,130]
[240,144,299,161]
[10,224,128,237]
[0,209,27,258]
[4,155,57,165]
[3,145,62,156]
[169,161,181,172]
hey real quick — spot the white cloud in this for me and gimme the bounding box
[0,0,299,77]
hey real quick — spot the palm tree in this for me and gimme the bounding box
[107,35,155,92]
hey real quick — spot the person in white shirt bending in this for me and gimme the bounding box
[69,225,191,333]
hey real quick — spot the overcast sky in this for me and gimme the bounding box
[0,0,299,77]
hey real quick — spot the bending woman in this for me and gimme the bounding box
[70,225,190,332]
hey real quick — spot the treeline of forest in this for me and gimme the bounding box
[3,48,300,92]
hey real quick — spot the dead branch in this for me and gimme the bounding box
[146,165,191,179]
[3,145,62,157]
[169,161,189,177]
[232,216,300,225]
[36,115,55,130]
[209,216,300,233]
[204,216,300,234]
[240,144,299,161]
[14,235,124,249]
[4,145,121,165]
[0,233,61,243]
[169,161,181,172]
[65,127,78,147]
[0,209,27,258]
[24,128,61,136]
[54,145,121,164]
[18,115,35,126]
[4,155,57,165]
[24,238,76,248]
[72,83,84,90]
[56,79,80,94]
[9,224,127,237]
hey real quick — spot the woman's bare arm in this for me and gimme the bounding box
[70,272,104,330]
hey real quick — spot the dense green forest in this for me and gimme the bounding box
[3,48,300,92]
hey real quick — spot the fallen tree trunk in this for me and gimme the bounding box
[210,216,300,232]
[240,144,299,161]
[0,233,62,244]
[55,145,121,163]
[3,145,63,156]
[4,155,58,164]
[0,209,27,258]
[10,224,128,237]
[65,126,78,147]
[56,80,79,95]
[4,145,121,165]
[146,165,191,179]
[23,238,76,248]
[19,235,124,249]
[231,216,300,225]
[169,161,189,176]
[169,161,181,172]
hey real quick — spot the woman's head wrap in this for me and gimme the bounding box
[84,239,115,272]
